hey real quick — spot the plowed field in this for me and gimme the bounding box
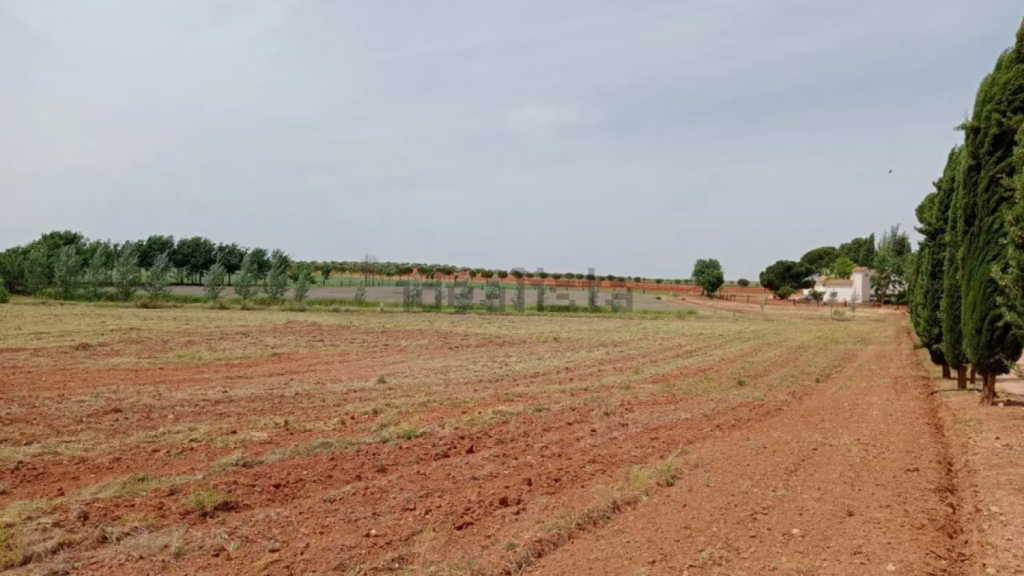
[0,303,975,575]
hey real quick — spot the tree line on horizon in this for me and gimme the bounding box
[908,17,1024,405]
[0,231,755,303]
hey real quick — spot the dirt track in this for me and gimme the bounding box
[0,304,980,575]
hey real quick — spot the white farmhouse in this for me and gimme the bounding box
[805,267,871,303]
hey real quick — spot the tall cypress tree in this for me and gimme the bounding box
[996,126,1024,337]
[942,147,969,389]
[960,23,1024,404]
[912,149,956,377]
[996,23,1024,345]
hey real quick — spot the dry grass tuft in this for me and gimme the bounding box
[181,490,237,517]
[211,451,264,472]
[83,473,194,500]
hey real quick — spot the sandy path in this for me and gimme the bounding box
[529,325,967,576]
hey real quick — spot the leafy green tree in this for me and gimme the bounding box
[319,262,334,286]
[828,256,856,280]
[692,258,725,297]
[800,246,839,274]
[139,235,175,270]
[53,245,82,300]
[0,247,27,294]
[112,243,141,301]
[144,252,173,298]
[737,278,750,287]
[234,253,261,302]
[288,261,313,283]
[83,239,116,273]
[204,262,227,301]
[871,224,913,305]
[24,246,51,295]
[0,281,8,304]
[248,248,271,281]
[264,249,290,300]
[293,269,311,303]
[959,34,1024,404]
[759,260,815,299]
[173,236,217,285]
[838,235,876,267]
[216,243,245,285]
[84,243,113,300]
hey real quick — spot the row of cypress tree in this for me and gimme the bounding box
[910,18,1024,405]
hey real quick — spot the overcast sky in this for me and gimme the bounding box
[1,1,1021,279]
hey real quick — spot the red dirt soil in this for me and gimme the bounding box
[530,325,967,575]
[0,308,987,575]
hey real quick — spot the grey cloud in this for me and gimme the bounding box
[1,0,1021,278]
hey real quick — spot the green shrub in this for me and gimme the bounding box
[455,281,474,312]
[293,270,311,303]
[484,276,501,311]
[587,281,599,310]
[112,243,141,301]
[84,244,112,300]
[264,249,289,300]
[234,253,260,301]
[204,262,227,300]
[513,280,526,313]
[0,284,8,304]
[354,280,367,305]
[24,246,50,295]
[53,245,81,300]
[144,251,173,299]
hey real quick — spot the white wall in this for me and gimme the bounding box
[814,272,868,303]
